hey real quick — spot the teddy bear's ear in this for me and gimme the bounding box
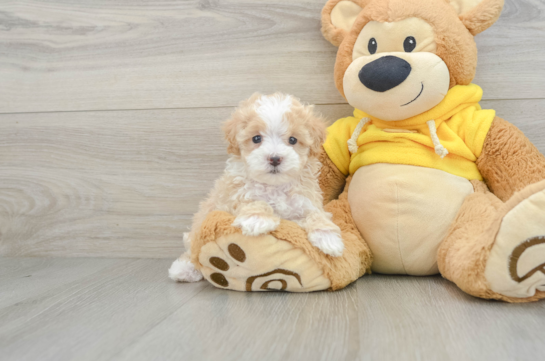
[321,0,368,47]
[448,0,504,35]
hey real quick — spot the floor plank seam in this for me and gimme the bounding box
[107,282,211,359]
[1,97,544,116]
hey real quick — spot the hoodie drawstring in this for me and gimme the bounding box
[348,117,449,159]
[426,120,449,158]
[348,117,370,154]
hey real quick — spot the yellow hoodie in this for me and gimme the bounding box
[323,84,496,180]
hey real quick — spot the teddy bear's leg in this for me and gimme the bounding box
[437,180,545,302]
[190,178,371,292]
[321,176,373,289]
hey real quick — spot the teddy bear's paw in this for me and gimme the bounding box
[168,258,203,283]
[308,230,344,257]
[485,186,545,299]
[198,233,331,292]
[232,215,280,236]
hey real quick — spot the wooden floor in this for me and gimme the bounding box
[0,257,543,361]
[1,0,545,360]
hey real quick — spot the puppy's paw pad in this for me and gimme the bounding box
[233,215,279,236]
[168,259,203,282]
[308,230,344,257]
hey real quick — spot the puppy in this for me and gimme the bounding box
[169,93,344,282]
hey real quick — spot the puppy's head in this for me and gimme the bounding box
[223,93,327,185]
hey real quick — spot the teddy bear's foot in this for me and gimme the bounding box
[485,184,545,299]
[197,233,331,292]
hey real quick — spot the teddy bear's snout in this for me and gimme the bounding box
[358,56,412,93]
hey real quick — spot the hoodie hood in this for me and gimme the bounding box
[323,84,496,180]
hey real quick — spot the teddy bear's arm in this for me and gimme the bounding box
[318,145,347,205]
[476,117,545,202]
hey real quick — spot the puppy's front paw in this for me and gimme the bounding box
[308,230,344,257]
[168,258,203,283]
[232,215,280,236]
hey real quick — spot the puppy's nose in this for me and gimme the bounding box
[358,56,411,92]
[269,156,282,167]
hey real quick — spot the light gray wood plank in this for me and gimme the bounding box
[116,282,362,361]
[355,276,545,361]
[0,258,209,361]
[1,100,544,258]
[0,257,127,308]
[475,0,545,100]
[0,0,544,114]
[1,258,543,361]
[0,106,233,258]
[113,274,545,361]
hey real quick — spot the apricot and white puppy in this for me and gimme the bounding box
[169,93,344,283]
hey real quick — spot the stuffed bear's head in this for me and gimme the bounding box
[321,0,504,121]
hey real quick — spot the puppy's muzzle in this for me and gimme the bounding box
[269,156,282,167]
[358,56,412,92]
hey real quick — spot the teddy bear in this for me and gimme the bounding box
[187,0,545,302]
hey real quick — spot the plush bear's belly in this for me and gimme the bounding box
[348,164,474,275]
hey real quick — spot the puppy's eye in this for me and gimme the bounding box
[404,36,416,52]
[252,135,262,144]
[289,137,297,145]
[368,38,377,55]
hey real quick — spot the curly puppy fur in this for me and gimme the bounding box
[170,93,346,282]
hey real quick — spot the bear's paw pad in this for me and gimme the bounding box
[198,233,331,292]
[485,187,545,298]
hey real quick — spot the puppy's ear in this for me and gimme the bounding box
[448,0,504,35]
[321,0,369,47]
[222,116,241,156]
[306,109,329,158]
[223,93,262,156]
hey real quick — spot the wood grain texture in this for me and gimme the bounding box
[0,0,544,114]
[1,257,544,361]
[0,258,209,361]
[1,100,544,258]
[0,257,125,308]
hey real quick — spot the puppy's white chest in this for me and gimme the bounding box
[267,192,307,220]
[244,183,313,220]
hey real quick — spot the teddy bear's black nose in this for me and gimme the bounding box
[358,56,412,92]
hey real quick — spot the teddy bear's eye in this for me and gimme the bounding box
[404,36,416,52]
[289,137,298,145]
[252,135,262,144]
[368,38,377,54]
